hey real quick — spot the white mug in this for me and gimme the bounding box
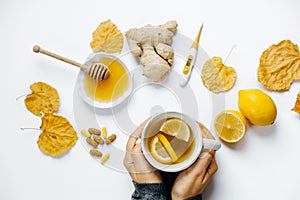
[141,111,221,172]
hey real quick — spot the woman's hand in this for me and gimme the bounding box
[171,122,218,200]
[123,119,162,184]
[171,150,217,199]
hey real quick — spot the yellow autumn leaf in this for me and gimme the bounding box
[24,82,59,116]
[201,56,237,93]
[258,40,300,91]
[38,114,78,157]
[90,19,124,53]
[292,92,300,115]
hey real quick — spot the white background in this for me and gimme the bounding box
[1,0,300,199]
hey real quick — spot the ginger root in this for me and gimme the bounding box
[125,21,178,82]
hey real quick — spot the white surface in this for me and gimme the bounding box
[1,0,300,200]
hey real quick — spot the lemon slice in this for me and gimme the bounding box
[150,133,178,164]
[156,133,178,162]
[150,136,172,164]
[214,110,247,143]
[159,118,190,142]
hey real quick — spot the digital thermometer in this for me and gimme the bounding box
[180,24,203,87]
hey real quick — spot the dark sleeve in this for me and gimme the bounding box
[158,171,202,200]
[188,194,202,200]
[131,181,167,200]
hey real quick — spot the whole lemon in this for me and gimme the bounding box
[238,89,277,126]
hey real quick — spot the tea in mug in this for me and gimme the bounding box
[147,118,195,164]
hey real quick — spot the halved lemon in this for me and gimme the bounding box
[214,110,247,143]
[150,133,178,164]
[159,118,190,142]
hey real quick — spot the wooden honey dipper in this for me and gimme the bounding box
[33,45,110,81]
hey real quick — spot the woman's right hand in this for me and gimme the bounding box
[171,122,218,199]
[171,150,218,200]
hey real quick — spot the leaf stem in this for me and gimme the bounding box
[20,127,41,132]
[16,94,29,101]
[224,44,236,65]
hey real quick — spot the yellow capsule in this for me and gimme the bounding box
[100,153,110,164]
[80,130,91,137]
[102,127,107,138]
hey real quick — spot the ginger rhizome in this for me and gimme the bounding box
[125,21,178,82]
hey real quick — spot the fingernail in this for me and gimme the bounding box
[135,138,141,144]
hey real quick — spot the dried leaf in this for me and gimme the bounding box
[201,56,237,93]
[25,82,59,116]
[90,19,124,53]
[38,114,78,157]
[258,40,300,91]
[292,92,300,115]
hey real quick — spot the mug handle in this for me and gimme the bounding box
[203,138,221,151]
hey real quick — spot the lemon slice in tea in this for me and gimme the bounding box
[150,133,178,164]
[214,110,247,143]
[159,118,190,142]
[150,135,172,164]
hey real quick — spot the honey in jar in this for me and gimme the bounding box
[84,57,129,101]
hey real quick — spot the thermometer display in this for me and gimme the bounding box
[183,56,193,75]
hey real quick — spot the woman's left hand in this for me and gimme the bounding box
[123,119,163,184]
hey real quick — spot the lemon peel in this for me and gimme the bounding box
[238,89,277,126]
[157,133,178,162]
